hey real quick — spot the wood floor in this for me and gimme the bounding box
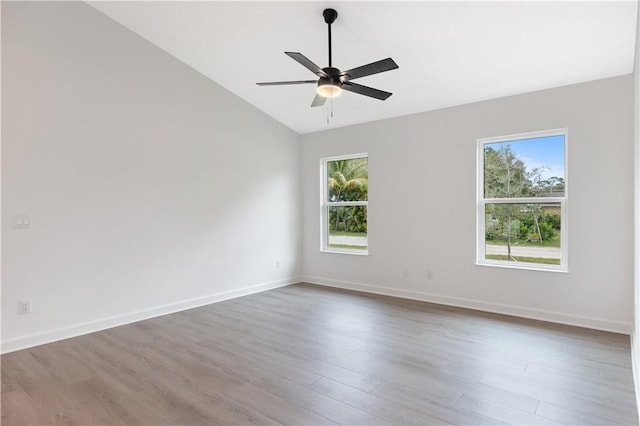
[1,283,638,425]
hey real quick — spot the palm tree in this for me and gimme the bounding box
[328,159,368,231]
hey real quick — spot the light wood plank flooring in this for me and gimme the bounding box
[2,283,638,425]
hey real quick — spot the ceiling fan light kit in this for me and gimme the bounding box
[257,8,398,108]
[316,81,342,98]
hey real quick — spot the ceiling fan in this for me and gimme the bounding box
[257,8,399,107]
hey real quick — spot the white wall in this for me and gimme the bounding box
[2,1,636,356]
[1,2,301,352]
[302,75,634,333]
[632,0,640,415]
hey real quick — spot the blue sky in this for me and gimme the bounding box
[487,134,565,180]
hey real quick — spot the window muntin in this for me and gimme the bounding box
[321,154,368,254]
[478,130,567,271]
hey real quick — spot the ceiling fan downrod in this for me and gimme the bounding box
[323,8,338,68]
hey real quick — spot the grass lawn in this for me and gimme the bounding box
[328,231,367,237]
[485,254,560,265]
[486,239,560,248]
[329,244,367,250]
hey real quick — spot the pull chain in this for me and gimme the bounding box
[326,98,335,125]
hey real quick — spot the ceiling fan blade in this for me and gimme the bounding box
[342,82,392,100]
[285,52,328,78]
[256,80,317,86]
[340,58,398,81]
[311,93,327,107]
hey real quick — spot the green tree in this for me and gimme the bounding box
[328,159,368,231]
[529,176,564,243]
[536,176,565,193]
[484,145,538,260]
[484,145,534,198]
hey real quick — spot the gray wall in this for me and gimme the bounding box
[302,75,634,332]
[1,1,302,352]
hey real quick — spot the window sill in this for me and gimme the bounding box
[321,248,369,256]
[476,260,569,273]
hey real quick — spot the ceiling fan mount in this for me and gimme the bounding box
[257,8,399,107]
[323,8,338,25]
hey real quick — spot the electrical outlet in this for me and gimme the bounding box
[19,300,32,315]
[402,266,409,277]
[275,259,281,269]
[15,215,31,229]
[427,270,433,280]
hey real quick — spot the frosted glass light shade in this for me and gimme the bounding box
[317,84,342,98]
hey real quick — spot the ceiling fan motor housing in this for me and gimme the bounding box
[319,67,342,88]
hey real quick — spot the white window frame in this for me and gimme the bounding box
[320,153,369,255]
[477,129,568,272]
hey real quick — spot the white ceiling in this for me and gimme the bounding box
[88,1,638,135]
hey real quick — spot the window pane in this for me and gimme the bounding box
[484,135,565,199]
[484,203,561,265]
[327,158,368,202]
[328,206,368,251]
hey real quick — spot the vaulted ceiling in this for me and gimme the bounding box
[89,1,638,134]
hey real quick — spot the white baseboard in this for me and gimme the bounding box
[303,275,632,334]
[1,276,300,354]
[5,275,630,354]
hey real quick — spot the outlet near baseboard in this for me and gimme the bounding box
[19,300,32,315]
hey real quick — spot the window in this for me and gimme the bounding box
[477,129,567,271]
[321,154,368,254]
